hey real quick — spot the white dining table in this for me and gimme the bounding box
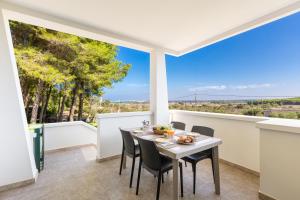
[125,128,222,200]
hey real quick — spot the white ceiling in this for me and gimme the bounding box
[2,0,300,55]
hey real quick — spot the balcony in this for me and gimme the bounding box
[1,110,299,200]
[1,1,300,200]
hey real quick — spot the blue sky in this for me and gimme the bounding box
[103,12,300,101]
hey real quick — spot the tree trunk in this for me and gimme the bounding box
[22,80,30,105]
[68,82,79,121]
[78,82,84,121]
[24,91,31,109]
[30,80,44,123]
[40,86,52,123]
[25,95,33,122]
[21,78,32,110]
[56,94,62,121]
[38,92,47,123]
[78,93,84,121]
[58,94,66,122]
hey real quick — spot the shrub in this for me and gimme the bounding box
[242,109,262,116]
[284,112,298,119]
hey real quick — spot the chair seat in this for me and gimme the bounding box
[125,144,140,157]
[135,144,140,155]
[160,155,173,172]
[142,154,179,176]
[182,149,212,163]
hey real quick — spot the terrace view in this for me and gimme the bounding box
[8,11,300,125]
[0,1,300,200]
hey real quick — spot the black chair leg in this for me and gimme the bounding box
[185,161,187,167]
[136,159,142,195]
[156,171,162,200]
[130,156,136,188]
[192,163,196,194]
[211,157,216,184]
[162,173,164,183]
[179,163,184,197]
[119,148,124,175]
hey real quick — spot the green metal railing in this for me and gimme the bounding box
[30,124,44,172]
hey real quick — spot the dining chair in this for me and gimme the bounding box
[171,121,186,130]
[181,126,215,194]
[136,137,183,200]
[119,128,140,188]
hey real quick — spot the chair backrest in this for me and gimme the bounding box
[120,129,136,155]
[191,126,214,137]
[171,121,186,130]
[136,137,161,171]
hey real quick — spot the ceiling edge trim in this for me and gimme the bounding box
[0,2,179,55]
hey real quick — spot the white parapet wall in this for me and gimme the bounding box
[96,109,300,199]
[257,119,300,200]
[96,111,153,160]
[170,110,267,173]
[44,121,97,151]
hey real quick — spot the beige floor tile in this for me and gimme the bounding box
[0,146,259,200]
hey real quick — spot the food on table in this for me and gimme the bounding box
[153,125,172,135]
[177,135,194,144]
[166,129,175,137]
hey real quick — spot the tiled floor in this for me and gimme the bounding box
[0,146,259,200]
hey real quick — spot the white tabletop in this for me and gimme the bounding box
[129,128,222,159]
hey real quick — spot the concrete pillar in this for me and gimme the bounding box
[0,8,37,188]
[150,49,169,125]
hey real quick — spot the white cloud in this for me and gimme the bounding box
[189,83,273,92]
[189,85,227,92]
[230,83,272,90]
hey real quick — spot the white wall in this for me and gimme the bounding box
[96,109,300,199]
[96,112,152,160]
[171,110,266,172]
[0,8,37,188]
[44,121,97,151]
[258,119,300,200]
[96,110,263,172]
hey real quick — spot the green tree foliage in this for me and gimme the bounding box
[10,20,131,123]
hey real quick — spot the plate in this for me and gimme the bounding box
[187,132,201,137]
[175,135,195,145]
[176,141,195,145]
[133,130,144,134]
[155,138,170,143]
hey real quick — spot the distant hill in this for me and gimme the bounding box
[263,97,300,105]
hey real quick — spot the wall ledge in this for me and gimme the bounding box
[256,118,300,134]
[44,121,97,131]
[96,111,152,119]
[258,191,277,200]
[171,109,267,122]
[0,178,35,193]
[45,144,96,154]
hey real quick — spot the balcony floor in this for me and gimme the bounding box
[0,146,259,200]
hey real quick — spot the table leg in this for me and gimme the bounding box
[212,146,220,195]
[172,159,179,200]
[123,154,127,169]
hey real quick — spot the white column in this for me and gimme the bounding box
[150,49,169,125]
[0,9,37,187]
